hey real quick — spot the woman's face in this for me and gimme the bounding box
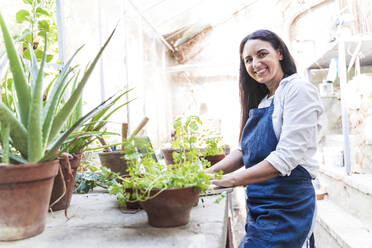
[242,39,284,87]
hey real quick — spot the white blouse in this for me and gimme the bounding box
[258,73,324,178]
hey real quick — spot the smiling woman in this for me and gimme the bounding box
[206,29,323,248]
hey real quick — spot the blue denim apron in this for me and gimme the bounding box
[239,98,315,248]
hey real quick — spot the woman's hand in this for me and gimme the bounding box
[211,174,236,188]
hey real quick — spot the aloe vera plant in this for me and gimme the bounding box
[60,88,134,155]
[0,13,115,164]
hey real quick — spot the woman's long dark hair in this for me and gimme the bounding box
[238,29,297,141]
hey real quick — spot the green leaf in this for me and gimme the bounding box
[36,7,49,17]
[0,123,10,163]
[0,13,31,127]
[28,44,39,93]
[46,54,53,62]
[21,29,32,43]
[37,20,49,32]
[16,10,30,24]
[0,103,28,158]
[47,27,116,144]
[35,49,43,59]
[27,33,47,162]
[23,48,30,60]
[42,47,83,145]
[22,0,33,5]
[0,150,27,164]
[42,94,115,162]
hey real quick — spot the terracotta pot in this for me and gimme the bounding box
[125,188,141,210]
[161,148,177,165]
[0,160,59,241]
[203,154,226,166]
[140,186,200,227]
[98,151,128,175]
[119,176,141,210]
[161,148,191,165]
[49,154,82,211]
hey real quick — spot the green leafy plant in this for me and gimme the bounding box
[75,162,118,193]
[108,140,212,206]
[202,136,225,156]
[15,0,58,63]
[171,115,202,150]
[0,12,115,164]
[169,115,203,163]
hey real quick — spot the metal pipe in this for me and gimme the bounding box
[122,0,131,127]
[97,0,105,102]
[55,0,65,64]
[338,32,352,175]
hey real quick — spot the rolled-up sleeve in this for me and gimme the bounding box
[265,80,323,176]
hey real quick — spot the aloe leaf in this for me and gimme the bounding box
[102,100,133,122]
[0,123,10,163]
[27,33,46,163]
[47,28,116,144]
[0,13,31,127]
[0,28,33,78]
[0,102,27,158]
[42,94,115,162]
[28,43,38,95]
[0,150,27,164]
[42,46,83,145]
[87,89,133,131]
[94,89,133,122]
[64,70,82,128]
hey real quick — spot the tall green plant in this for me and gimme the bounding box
[60,89,134,154]
[15,0,58,63]
[0,12,115,164]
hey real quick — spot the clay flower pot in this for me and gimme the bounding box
[161,148,178,165]
[0,160,59,241]
[140,186,200,227]
[49,154,82,211]
[120,175,141,210]
[98,151,128,175]
[161,148,191,165]
[203,154,226,166]
[125,187,142,210]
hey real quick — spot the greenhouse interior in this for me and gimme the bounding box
[0,0,372,247]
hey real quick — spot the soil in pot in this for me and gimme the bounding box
[0,160,59,241]
[49,154,82,211]
[139,186,200,227]
[98,151,128,175]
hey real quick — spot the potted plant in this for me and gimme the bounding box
[0,13,115,241]
[200,135,226,166]
[162,115,202,165]
[49,89,132,211]
[97,117,149,176]
[108,142,212,227]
